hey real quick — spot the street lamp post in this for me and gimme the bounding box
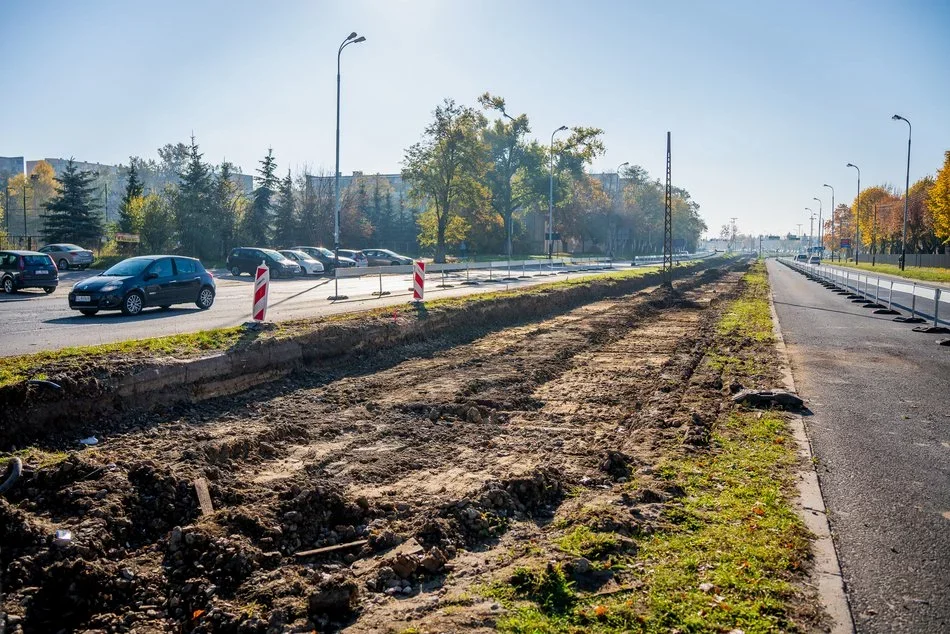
[499,106,517,260]
[847,163,861,263]
[805,208,814,253]
[333,31,366,280]
[812,196,823,256]
[548,125,568,265]
[892,114,911,270]
[823,184,835,261]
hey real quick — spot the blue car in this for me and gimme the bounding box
[68,255,215,316]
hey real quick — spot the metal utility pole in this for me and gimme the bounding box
[549,126,568,263]
[823,184,835,260]
[892,114,911,270]
[847,163,860,263]
[805,208,814,252]
[662,132,673,286]
[796,223,803,251]
[729,217,737,252]
[812,197,823,255]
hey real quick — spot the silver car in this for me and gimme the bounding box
[39,243,94,271]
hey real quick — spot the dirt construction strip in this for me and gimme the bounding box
[0,260,828,632]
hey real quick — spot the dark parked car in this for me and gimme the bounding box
[67,256,215,316]
[289,246,356,273]
[227,247,301,278]
[38,243,94,270]
[337,249,368,267]
[0,250,59,294]
[362,248,413,266]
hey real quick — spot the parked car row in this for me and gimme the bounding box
[226,246,414,277]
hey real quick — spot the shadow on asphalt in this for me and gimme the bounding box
[220,274,331,284]
[44,306,208,324]
[772,300,900,321]
[269,278,334,308]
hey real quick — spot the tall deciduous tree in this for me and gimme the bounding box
[139,192,176,253]
[930,151,950,246]
[478,93,546,257]
[402,99,488,262]
[42,159,103,245]
[211,162,244,258]
[244,149,278,245]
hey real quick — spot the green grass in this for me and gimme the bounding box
[556,526,622,560]
[0,326,249,388]
[832,260,950,284]
[490,260,812,633]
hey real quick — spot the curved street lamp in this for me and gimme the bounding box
[548,125,568,261]
[805,207,815,253]
[823,184,835,260]
[892,114,911,270]
[333,31,366,272]
[847,163,861,263]
[812,196,823,255]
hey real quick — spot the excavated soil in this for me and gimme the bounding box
[0,263,782,633]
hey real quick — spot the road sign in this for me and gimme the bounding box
[840,238,851,248]
[115,233,140,243]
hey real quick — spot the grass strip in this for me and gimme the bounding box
[831,260,950,284]
[491,262,814,633]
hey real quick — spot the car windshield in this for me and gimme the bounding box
[102,258,154,276]
[286,251,315,261]
[316,247,334,257]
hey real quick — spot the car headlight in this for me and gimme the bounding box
[101,283,121,292]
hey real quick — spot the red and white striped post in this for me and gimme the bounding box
[252,261,269,322]
[412,260,425,302]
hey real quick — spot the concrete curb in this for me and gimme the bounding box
[767,267,855,634]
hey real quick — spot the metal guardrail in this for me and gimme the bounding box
[780,258,949,329]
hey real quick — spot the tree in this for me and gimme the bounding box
[402,99,488,262]
[210,162,245,258]
[42,159,103,245]
[118,159,144,234]
[243,149,278,245]
[174,136,214,258]
[478,93,546,257]
[906,176,936,252]
[930,151,950,246]
[273,169,297,247]
[139,193,176,253]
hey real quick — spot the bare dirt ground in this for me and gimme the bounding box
[1,263,809,633]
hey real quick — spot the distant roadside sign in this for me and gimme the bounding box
[115,233,140,243]
[840,238,851,248]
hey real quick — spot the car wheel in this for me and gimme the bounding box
[121,291,144,316]
[271,268,280,279]
[196,286,215,310]
[230,266,241,277]
[2,277,15,294]
[79,309,99,316]
[58,259,70,271]
[43,287,55,295]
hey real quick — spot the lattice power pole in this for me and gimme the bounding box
[662,131,673,286]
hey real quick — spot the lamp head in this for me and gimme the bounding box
[619,161,629,168]
[823,183,831,188]
[557,125,568,132]
[353,36,366,43]
[846,163,856,168]
[346,32,358,41]
[891,114,902,121]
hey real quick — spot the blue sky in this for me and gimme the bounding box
[2,0,948,237]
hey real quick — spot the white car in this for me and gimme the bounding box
[808,255,821,265]
[279,250,325,275]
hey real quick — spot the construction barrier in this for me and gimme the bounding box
[413,260,425,301]
[253,262,269,321]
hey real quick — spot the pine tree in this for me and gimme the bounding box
[118,159,144,234]
[243,149,278,245]
[175,136,214,257]
[211,162,242,259]
[273,169,297,247]
[43,159,103,245]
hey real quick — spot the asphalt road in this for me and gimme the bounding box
[0,262,637,357]
[768,258,950,633]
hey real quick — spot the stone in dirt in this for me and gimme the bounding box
[390,553,420,578]
[308,574,359,614]
[419,547,448,572]
[731,389,804,410]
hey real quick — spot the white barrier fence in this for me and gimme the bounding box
[781,258,949,328]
